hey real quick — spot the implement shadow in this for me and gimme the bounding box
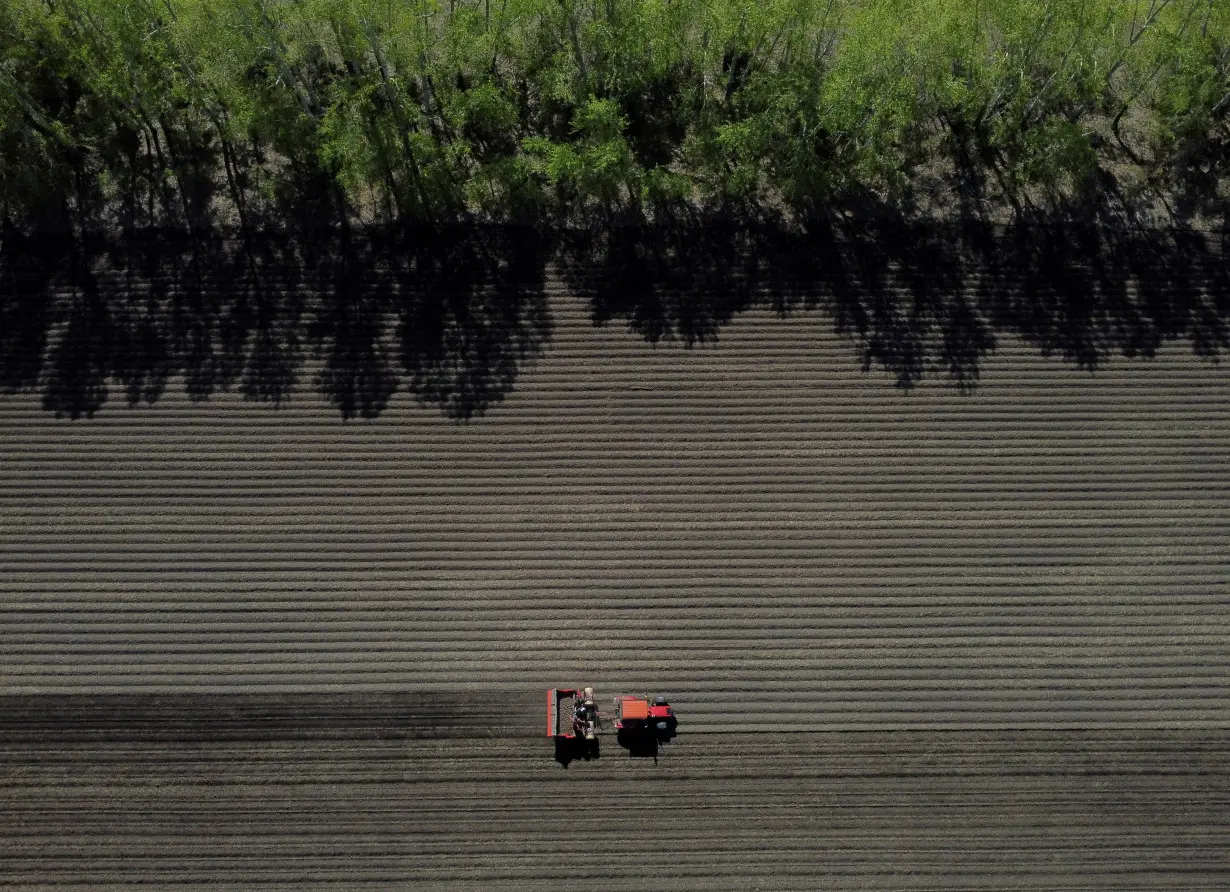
[554,736,600,768]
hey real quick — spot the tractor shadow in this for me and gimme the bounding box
[553,736,600,768]
[615,723,678,763]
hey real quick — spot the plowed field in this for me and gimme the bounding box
[1,694,1227,890]
[2,275,1229,887]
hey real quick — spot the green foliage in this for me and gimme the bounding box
[0,0,1226,229]
[1147,5,1230,180]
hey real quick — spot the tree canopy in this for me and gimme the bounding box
[0,0,1225,232]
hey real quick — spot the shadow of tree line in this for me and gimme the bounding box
[0,222,552,420]
[2,211,1227,420]
[559,210,1230,390]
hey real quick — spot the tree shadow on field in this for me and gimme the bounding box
[978,216,1230,371]
[397,225,553,420]
[7,203,1227,417]
[12,225,308,418]
[0,224,59,396]
[0,217,552,420]
[560,205,1230,390]
[558,221,760,347]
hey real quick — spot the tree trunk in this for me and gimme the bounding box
[217,123,250,233]
[558,0,588,91]
[252,1,321,120]
[364,24,433,217]
[153,111,201,232]
[1111,103,1142,163]
[141,127,156,224]
[367,113,405,222]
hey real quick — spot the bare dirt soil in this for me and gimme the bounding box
[2,279,1229,887]
[2,289,1227,727]
[1,694,1226,890]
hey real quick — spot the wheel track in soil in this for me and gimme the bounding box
[1,699,1227,891]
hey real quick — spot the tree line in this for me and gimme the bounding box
[1,0,1227,233]
[1,1,1228,419]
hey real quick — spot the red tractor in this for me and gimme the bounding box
[614,694,675,733]
[547,687,677,757]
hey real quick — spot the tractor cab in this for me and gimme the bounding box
[649,695,674,727]
[615,694,674,732]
